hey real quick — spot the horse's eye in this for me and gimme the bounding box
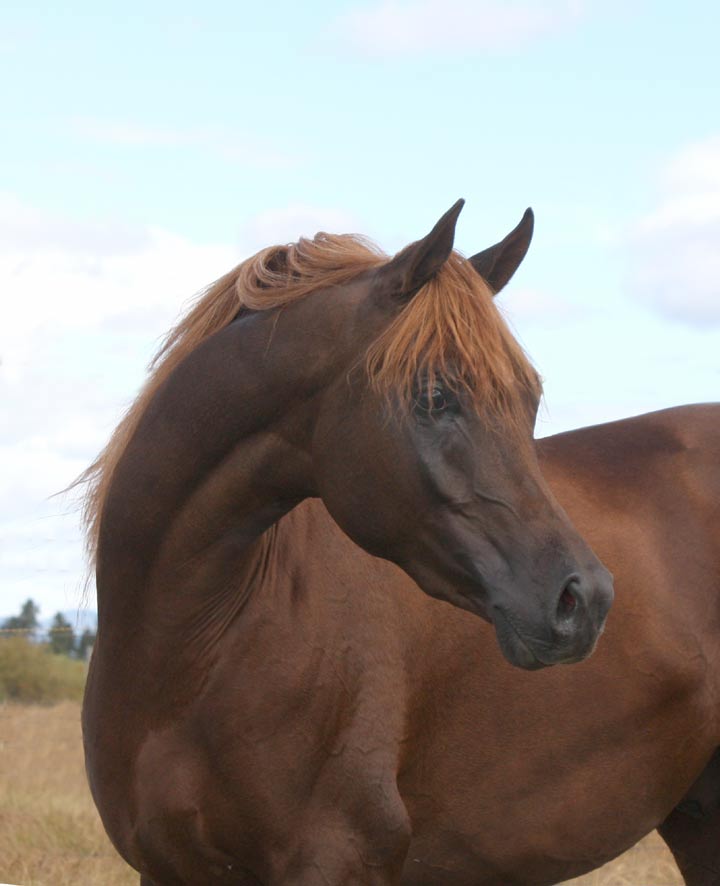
[430,386,447,411]
[415,383,454,415]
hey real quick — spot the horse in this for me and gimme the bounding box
[79,201,718,884]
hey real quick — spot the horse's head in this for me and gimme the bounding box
[310,201,613,670]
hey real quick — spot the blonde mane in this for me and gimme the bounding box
[78,231,540,563]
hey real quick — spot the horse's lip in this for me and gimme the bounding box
[492,607,584,668]
[491,607,548,669]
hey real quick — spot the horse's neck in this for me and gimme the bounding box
[95,319,317,634]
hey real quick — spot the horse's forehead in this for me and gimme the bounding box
[315,272,394,336]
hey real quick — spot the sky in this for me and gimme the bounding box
[2,0,719,620]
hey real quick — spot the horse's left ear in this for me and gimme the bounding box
[469,208,534,295]
[380,199,464,302]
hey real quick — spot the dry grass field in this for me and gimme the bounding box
[0,702,683,886]
[561,837,682,886]
[0,702,135,886]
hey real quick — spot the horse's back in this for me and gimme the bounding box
[537,402,720,497]
[538,403,720,617]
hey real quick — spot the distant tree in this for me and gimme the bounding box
[2,599,40,638]
[49,612,75,656]
[76,628,96,661]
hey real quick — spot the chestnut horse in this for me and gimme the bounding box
[81,202,718,884]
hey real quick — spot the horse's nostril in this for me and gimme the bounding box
[558,582,578,618]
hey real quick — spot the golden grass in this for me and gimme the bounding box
[561,833,682,885]
[0,702,136,886]
[0,702,683,886]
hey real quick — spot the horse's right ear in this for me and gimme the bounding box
[378,199,464,303]
[469,208,534,295]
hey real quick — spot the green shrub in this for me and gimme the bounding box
[0,638,86,703]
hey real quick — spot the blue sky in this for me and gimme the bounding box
[2,0,719,618]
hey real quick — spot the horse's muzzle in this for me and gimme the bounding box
[491,567,614,670]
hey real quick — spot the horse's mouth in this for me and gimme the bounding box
[491,608,590,671]
[492,610,547,670]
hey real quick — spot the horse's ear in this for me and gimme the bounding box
[469,208,534,295]
[380,199,464,302]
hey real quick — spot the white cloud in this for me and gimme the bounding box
[240,204,364,252]
[1,195,363,616]
[0,197,241,615]
[334,0,588,56]
[498,286,589,328]
[626,136,720,326]
[74,120,199,147]
[0,226,237,376]
[73,118,297,169]
[664,136,720,194]
[0,191,149,256]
